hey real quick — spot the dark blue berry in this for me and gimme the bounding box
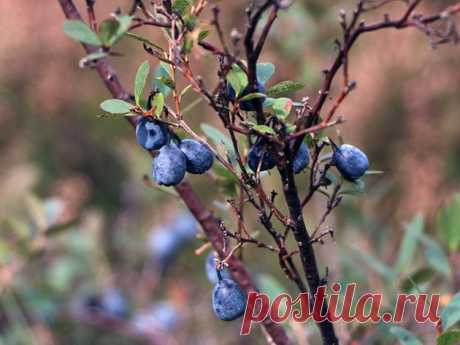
[227,81,266,111]
[212,278,247,321]
[172,213,198,241]
[136,117,169,150]
[247,142,276,172]
[205,251,231,284]
[293,143,310,174]
[179,139,214,174]
[333,144,369,181]
[152,144,186,186]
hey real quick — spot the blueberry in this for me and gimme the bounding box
[227,80,266,111]
[332,144,369,181]
[293,143,310,174]
[148,227,180,268]
[179,139,214,174]
[132,301,179,332]
[247,142,276,172]
[152,144,187,186]
[172,213,198,241]
[100,288,129,319]
[205,251,231,284]
[136,117,169,150]
[212,278,247,321]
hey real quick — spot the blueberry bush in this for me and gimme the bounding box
[1,0,459,344]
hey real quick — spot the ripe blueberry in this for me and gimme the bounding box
[179,139,214,174]
[293,143,310,174]
[227,80,266,111]
[332,144,369,181]
[212,278,247,321]
[205,251,231,284]
[136,117,169,150]
[152,144,187,186]
[247,141,276,172]
[172,213,198,242]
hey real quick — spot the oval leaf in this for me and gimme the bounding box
[134,60,150,106]
[152,93,165,117]
[267,80,305,97]
[63,20,101,46]
[100,99,132,114]
[256,63,275,83]
[390,326,423,345]
[438,330,460,345]
[226,64,248,97]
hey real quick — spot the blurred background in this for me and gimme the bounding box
[1,0,460,344]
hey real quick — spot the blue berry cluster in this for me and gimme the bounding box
[248,140,310,174]
[332,144,369,181]
[205,251,247,321]
[136,116,214,186]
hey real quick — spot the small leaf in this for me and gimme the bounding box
[98,19,119,46]
[267,80,305,97]
[437,194,460,252]
[134,60,150,106]
[239,92,265,102]
[256,63,275,83]
[226,64,248,97]
[400,267,434,293]
[182,36,194,54]
[125,32,163,50]
[252,125,275,135]
[441,293,460,331]
[63,20,101,46]
[112,15,132,45]
[152,93,164,117]
[214,163,238,196]
[390,326,423,345]
[172,0,192,15]
[419,234,451,277]
[438,330,460,345]
[100,99,132,114]
[198,30,209,42]
[153,63,174,96]
[351,249,396,281]
[271,98,293,119]
[395,214,424,273]
[365,170,384,175]
[201,124,236,161]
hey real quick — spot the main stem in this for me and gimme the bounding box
[278,165,338,345]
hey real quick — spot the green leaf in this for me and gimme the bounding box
[395,214,424,273]
[214,163,238,196]
[390,326,423,345]
[438,330,460,345]
[198,30,209,42]
[252,125,275,135]
[134,60,150,106]
[339,179,365,196]
[63,20,101,46]
[441,293,460,331]
[267,80,305,97]
[256,63,275,83]
[437,194,460,252]
[98,19,119,46]
[200,124,236,161]
[152,93,164,117]
[400,267,434,293]
[153,63,174,96]
[271,98,293,119]
[182,36,194,54]
[100,99,132,114]
[125,32,163,50]
[419,234,451,277]
[112,15,132,45]
[239,92,266,102]
[226,64,248,97]
[351,249,396,281]
[172,0,192,15]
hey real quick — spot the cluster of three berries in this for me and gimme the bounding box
[136,117,214,186]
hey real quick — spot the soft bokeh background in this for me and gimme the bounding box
[1,1,460,344]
